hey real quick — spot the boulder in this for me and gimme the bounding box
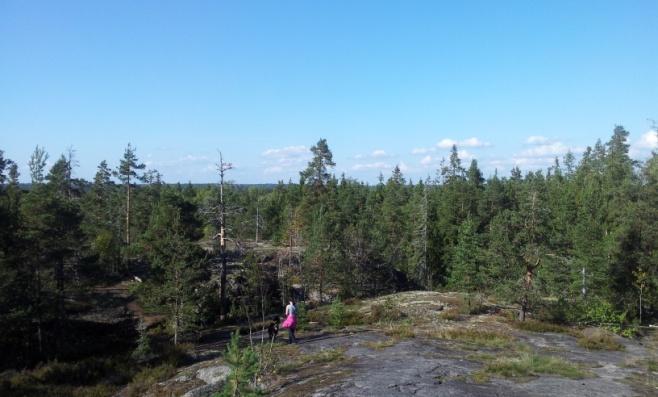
[196,364,230,385]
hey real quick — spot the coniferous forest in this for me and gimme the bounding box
[1,126,657,395]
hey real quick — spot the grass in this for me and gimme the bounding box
[125,363,177,397]
[438,307,462,321]
[363,338,398,350]
[511,319,580,336]
[430,327,514,348]
[626,358,658,394]
[476,352,587,382]
[276,347,346,375]
[0,356,136,397]
[383,323,415,339]
[577,331,624,351]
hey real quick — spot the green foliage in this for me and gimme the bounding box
[1,126,658,388]
[295,302,308,330]
[511,319,577,336]
[216,330,260,397]
[131,323,154,362]
[582,299,629,334]
[329,298,346,327]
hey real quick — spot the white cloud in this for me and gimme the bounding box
[261,145,308,158]
[520,135,584,158]
[420,155,433,166]
[487,136,584,172]
[352,162,390,171]
[436,137,490,149]
[398,161,409,172]
[489,157,555,170]
[458,149,474,161]
[260,145,310,175]
[461,137,491,148]
[520,141,571,157]
[371,149,388,158]
[636,130,658,149]
[263,166,283,174]
[412,147,435,155]
[145,154,211,168]
[356,149,391,159]
[436,138,458,149]
[526,135,550,144]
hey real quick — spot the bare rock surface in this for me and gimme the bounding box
[273,329,653,397]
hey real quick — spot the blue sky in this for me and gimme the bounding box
[1,1,657,184]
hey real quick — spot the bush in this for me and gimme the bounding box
[295,302,308,330]
[370,299,405,323]
[577,329,624,351]
[582,299,636,336]
[459,294,487,315]
[131,324,155,362]
[215,330,260,397]
[329,299,346,328]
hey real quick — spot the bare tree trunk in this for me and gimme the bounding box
[126,174,130,247]
[217,152,232,321]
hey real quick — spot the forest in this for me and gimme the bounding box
[0,125,657,395]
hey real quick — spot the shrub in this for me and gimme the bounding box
[577,329,624,351]
[582,299,629,335]
[295,302,309,329]
[329,299,346,328]
[216,330,260,397]
[370,299,405,323]
[458,294,487,315]
[131,324,155,362]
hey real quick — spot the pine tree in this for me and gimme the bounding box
[449,216,483,293]
[300,138,335,191]
[28,145,49,184]
[83,160,121,274]
[140,203,209,345]
[113,143,146,251]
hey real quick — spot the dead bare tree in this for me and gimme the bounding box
[216,152,233,320]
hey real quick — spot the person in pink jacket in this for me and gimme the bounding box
[281,300,297,344]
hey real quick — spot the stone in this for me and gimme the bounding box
[182,383,222,397]
[196,364,230,385]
